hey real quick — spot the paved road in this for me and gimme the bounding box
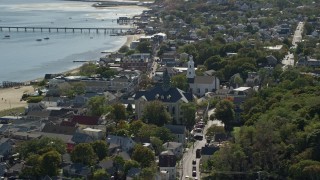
[148,60,158,78]
[282,21,304,69]
[180,108,224,179]
[292,21,304,48]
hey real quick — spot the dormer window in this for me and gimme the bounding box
[155,94,159,99]
[167,95,171,99]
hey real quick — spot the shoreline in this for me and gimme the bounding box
[0,34,142,112]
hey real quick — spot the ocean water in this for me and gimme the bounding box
[0,0,146,83]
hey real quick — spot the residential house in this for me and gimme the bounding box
[126,168,141,180]
[71,132,94,144]
[0,162,8,177]
[41,96,62,107]
[187,56,220,97]
[25,110,51,121]
[106,135,135,152]
[25,103,46,114]
[0,138,14,161]
[152,67,179,83]
[164,125,187,145]
[71,115,100,126]
[297,56,320,67]
[134,69,193,124]
[159,150,176,180]
[41,123,77,135]
[161,52,177,67]
[201,146,220,162]
[266,55,278,67]
[11,132,42,141]
[63,163,92,179]
[162,142,183,158]
[98,159,116,176]
[245,72,260,87]
[79,128,103,140]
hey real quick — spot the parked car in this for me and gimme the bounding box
[192,171,197,177]
[192,160,196,165]
[192,166,196,171]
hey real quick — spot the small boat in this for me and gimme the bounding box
[3,35,10,39]
[36,39,42,41]
[44,37,49,40]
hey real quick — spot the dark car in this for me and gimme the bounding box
[192,171,197,177]
[192,160,196,165]
[192,166,196,171]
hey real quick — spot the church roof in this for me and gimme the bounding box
[134,86,193,103]
[193,76,216,84]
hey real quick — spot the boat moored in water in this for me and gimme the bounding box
[36,39,42,41]
[44,37,49,40]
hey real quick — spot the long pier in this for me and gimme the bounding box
[0,26,131,34]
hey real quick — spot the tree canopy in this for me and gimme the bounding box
[142,101,172,126]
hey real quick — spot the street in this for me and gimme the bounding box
[282,21,304,69]
[180,108,223,179]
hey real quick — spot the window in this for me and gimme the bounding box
[189,65,191,68]
[197,88,200,93]
[189,72,191,75]
[172,107,175,114]
[205,88,208,93]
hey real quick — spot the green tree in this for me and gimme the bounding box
[118,45,129,53]
[204,55,222,70]
[154,126,174,142]
[21,154,42,178]
[70,82,86,96]
[128,120,145,137]
[41,150,61,176]
[171,73,188,91]
[150,137,164,155]
[87,96,112,116]
[91,140,109,160]
[18,137,66,158]
[289,160,320,179]
[214,100,235,131]
[142,101,171,126]
[124,160,140,174]
[181,103,196,129]
[132,145,155,168]
[79,63,97,76]
[206,125,225,138]
[112,103,126,123]
[71,143,97,165]
[136,41,151,53]
[93,169,110,180]
[126,103,133,113]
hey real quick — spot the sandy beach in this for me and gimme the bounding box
[0,86,34,111]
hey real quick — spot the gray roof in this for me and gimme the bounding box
[134,86,193,103]
[72,133,93,144]
[160,150,174,156]
[42,123,77,135]
[163,142,182,149]
[193,76,216,84]
[201,146,219,155]
[127,167,141,178]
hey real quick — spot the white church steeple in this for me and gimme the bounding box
[186,55,195,79]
